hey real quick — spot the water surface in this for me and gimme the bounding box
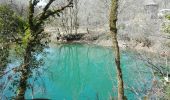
[3,43,153,100]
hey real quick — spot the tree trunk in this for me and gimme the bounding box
[74,0,78,34]
[70,7,73,34]
[15,70,28,100]
[109,0,125,100]
[16,44,31,100]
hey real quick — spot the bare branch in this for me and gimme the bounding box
[0,63,29,77]
[43,0,55,12]
[33,0,40,6]
[36,0,73,27]
[38,0,55,21]
[28,0,34,27]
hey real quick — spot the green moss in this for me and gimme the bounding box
[163,14,170,34]
[22,29,31,48]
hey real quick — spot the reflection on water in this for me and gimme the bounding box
[2,43,153,100]
[41,44,116,100]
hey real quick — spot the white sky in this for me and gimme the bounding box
[37,0,47,7]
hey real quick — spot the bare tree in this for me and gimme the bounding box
[73,0,79,34]
[55,0,79,35]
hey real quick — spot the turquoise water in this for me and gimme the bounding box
[2,43,153,100]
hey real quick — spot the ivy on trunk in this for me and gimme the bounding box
[15,0,73,99]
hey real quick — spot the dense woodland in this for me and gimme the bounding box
[0,0,170,100]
